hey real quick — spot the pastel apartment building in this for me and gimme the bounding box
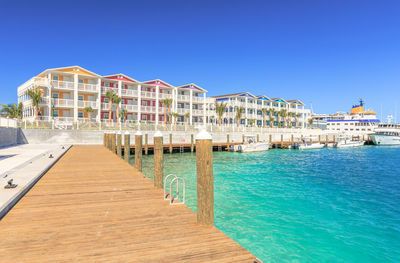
[17,66,207,125]
[17,66,310,127]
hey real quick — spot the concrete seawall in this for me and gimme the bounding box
[0,128,27,147]
[21,128,336,145]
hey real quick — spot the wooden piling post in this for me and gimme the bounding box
[112,132,116,154]
[281,134,283,144]
[169,133,173,153]
[117,132,122,158]
[191,134,194,152]
[196,130,214,226]
[291,134,294,143]
[154,131,163,189]
[227,134,230,149]
[318,135,321,143]
[326,135,328,142]
[105,133,108,149]
[124,132,130,163]
[145,134,148,155]
[257,134,259,142]
[269,134,272,143]
[103,133,106,147]
[135,131,143,172]
[333,134,336,142]
[242,134,245,143]
[107,133,111,150]
[310,135,313,143]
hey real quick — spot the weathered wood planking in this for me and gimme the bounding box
[0,145,255,263]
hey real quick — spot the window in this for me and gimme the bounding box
[78,112,83,118]
[104,113,109,119]
[104,98,109,103]
[52,76,59,81]
[52,93,59,99]
[105,83,110,87]
[78,79,84,84]
[53,110,59,117]
[78,95,84,101]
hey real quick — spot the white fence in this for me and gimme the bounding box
[0,117,18,128]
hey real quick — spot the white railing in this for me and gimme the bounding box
[101,103,116,111]
[39,97,49,105]
[51,80,74,90]
[101,87,119,94]
[33,77,50,87]
[78,100,98,108]
[78,83,99,93]
[177,108,190,114]
[52,99,74,107]
[121,89,138,97]
[192,109,204,115]
[178,95,190,101]
[141,106,156,113]
[0,117,17,128]
[122,104,137,112]
[192,96,203,103]
[160,93,172,99]
[141,91,157,99]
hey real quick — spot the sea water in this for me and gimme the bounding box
[137,146,400,262]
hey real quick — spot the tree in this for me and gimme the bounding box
[235,107,244,127]
[269,108,275,128]
[83,106,94,128]
[184,112,190,126]
[249,119,256,127]
[279,109,288,128]
[261,108,268,128]
[1,103,23,119]
[295,113,302,128]
[25,87,42,120]
[112,95,122,125]
[105,90,115,125]
[215,101,227,126]
[308,118,314,128]
[120,109,127,124]
[171,112,180,126]
[161,98,173,124]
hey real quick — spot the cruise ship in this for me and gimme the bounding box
[312,100,380,133]
[370,123,400,145]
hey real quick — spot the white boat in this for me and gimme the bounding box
[291,137,325,150]
[334,136,365,148]
[231,135,270,153]
[370,124,400,145]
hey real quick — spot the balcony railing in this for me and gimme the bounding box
[122,104,137,112]
[52,99,74,107]
[78,100,98,108]
[178,95,190,101]
[51,80,74,90]
[141,91,156,99]
[121,89,138,97]
[141,106,156,113]
[101,87,119,94]
[192,96,203,103]
[78,83,99,93]
[159,93,172,99]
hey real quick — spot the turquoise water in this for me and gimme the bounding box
[137,147,400,262]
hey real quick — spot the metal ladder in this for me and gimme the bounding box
[164,174,185,205]
[179,145,184,153]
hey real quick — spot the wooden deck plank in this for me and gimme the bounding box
[0,145,255,263]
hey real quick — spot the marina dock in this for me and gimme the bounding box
[0,145,256,262]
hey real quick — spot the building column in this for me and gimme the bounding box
[137,84,141,122]
[118,80,122,122]
[155,85,159,125]
[245,97,248,126]
[189,89,193,125]
[97,78,101,122]
[73,74,78,122]
[203,93,206,127]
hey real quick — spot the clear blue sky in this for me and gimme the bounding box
[1,0,399,119]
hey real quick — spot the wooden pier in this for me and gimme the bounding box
[0,145,256,262]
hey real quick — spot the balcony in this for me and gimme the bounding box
[141,91,156,99]
[192,96,203,103]
[178,95,190,102]
[78,100,98,108]
[52,99,74,108]
[121,89,138,97]
[122,104,137,112]
[192,109,204,115]
[159,93,172,99]
[141,106,156,113]
[101,87,119,94]
[78,83,99,93]
[177,108,190,114]
[51,80,74,90]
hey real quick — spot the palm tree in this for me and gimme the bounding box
[269,108,275,128]
[215,101,227,126]
[308,118,314,128]
[287,112,293,128]
[184,112,190,126]
[261,108,268,128]
[249,119,256,127]
[235,107,244,127]
[25,88,42,121]
[120,109,127,124]
[83,106,94,128]
[279,109,288,128]
[112,95,122,125]
[172,112,180,126]
[105,90,115,125]
[295,113,302,128]
[1,103,23,119]
[161,98,173,124]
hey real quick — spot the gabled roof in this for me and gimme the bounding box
[271,98,288,103]
[287,99,305,106]
[38,66,101,77]
[176,83,207,93]
[142,79,174,88]
[212,92,256,99]
[103,73,139,83]
[256,95,272,101]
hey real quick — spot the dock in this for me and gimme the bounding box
[0,145,256,262]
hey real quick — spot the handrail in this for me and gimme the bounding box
[163,174,185,205]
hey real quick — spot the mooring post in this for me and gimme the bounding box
[169,133,173,153]
[191,134,194,152]
[227,134,230,149]
[196,130,214,226]
[106,133,110,150]
[281,134,283,144]
[242,134,245,143]
[154,131,163,188]
[117,131,122,158]
[145,134,148,155]
[310,135,313,143]
[257,134,259,142]
[333,134,336,142]
[269,134,272,143]
[112,132,116,154]
[326,135,328,142]
[291,134,294,143]
[124,131,130,163]
[103,132,106,147]
[318,135,321,143]
[135,131,143,172]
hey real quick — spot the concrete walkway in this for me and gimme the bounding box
[0,144,71,218]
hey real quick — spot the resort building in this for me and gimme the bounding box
[207,92,310,128]
[17,66,310,128]
[17,66,207,125]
